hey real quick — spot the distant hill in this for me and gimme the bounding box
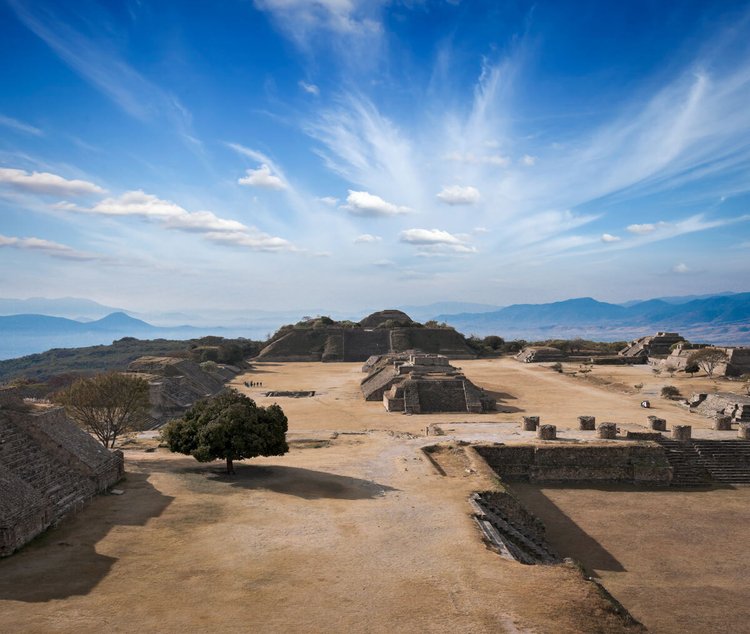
[0,312,260,360]
[435,293,750,344]
[0,297,127,319]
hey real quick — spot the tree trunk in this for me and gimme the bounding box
[226,456,234,475]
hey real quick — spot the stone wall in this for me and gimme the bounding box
[0,406,123,557]
[474,443,672,485]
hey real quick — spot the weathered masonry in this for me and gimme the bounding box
[0,388,123,557]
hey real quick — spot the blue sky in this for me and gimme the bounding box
[1,0,750,315]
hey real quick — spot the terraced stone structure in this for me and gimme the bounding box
[619,331,685,359]
[689,392,750,423]
[0,388,123,557]
[126,356,234,427]
[361,353,495,414]
[257,310,478,362]
[660,344,750,377]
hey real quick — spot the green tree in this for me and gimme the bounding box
[161,390,288,474]
[686,348,728,378]
[53,372,150,448]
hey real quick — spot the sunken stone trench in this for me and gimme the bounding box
[523,416,540,431]
[578,416,596,430]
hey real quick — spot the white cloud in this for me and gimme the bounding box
[520,154,536,166]
[627,222,667,234]
[473,227,490,234]
[238,164,287,190]
[601,233,621,243]
[342,190,410,217]
[299,81,320,96]
[354,234,382,243]
[0,114,43,136]
[672,262,690,273]
[0,233,100,260]
[436,185,481,206]
[60,190,295,251]
[317,196,339,206]
[399,228,476,255]
[0,168,105,196]
[204,230,295,252]
[443,152,511,167]
[627,223,655,234]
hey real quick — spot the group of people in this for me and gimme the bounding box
[244,380,263,388]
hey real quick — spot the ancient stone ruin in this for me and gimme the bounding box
[659,344,750,377]
[689,392,750,423]
[514,346,565,363]
[256,310,478,362]
[0,387,123,557]
[619,332,685,359]
[361,353,495,414]
[126,356,235,427]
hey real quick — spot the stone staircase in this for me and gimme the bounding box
[654,438,712,487]
[655,438,750,486]
[0,419,94,517]
[691,440,750,484]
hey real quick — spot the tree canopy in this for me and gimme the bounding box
[686,348,728,378]
[161,390,288,474]
[53,372,150,448]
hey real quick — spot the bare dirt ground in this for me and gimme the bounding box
[0,358,745,633]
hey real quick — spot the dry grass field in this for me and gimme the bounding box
[1,358,747,633]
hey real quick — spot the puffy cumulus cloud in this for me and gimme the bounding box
[0,233,100,260]
[204,230,295,252]
[520,154,537,166]
[627,221,668,234]
[672,262,690,273]
[443,152,510,167]
[342,190,410,217]
[399,228,476,255]
[354,233,381,243]
[60,190,295,252]
[436,185,481,206]
[299,80,320,95]
[0,167,105,196]
[238,164,287,190]
[601,233,621,243]
[317,196,339,206]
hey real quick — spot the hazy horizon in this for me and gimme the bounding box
[2,1,750,313]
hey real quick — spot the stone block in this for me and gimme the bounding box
[578,415,596,430]
[597,423,617,439]
[739,423,750,440]
[522,416,539,431]
[537,425,557,440]
[648,417,667,431]
[714,416,733,431]
[672,425,692,441]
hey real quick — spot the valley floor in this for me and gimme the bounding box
[0,359,747,633]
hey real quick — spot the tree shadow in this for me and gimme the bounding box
[509,483,625,577]
[212,464,397,500]
[0,472,173,602]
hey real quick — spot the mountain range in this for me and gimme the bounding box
[435,293,750,344]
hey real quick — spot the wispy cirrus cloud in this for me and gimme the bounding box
[7,0,197,145]
[0,233,101,261]
[0,168,105,196]
[0,114,43,136]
